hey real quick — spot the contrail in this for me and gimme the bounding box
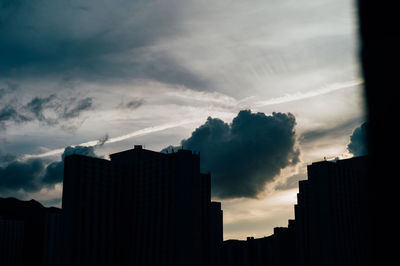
[254,79,363,107]
[22,118,204,159]
[21,80,362,160]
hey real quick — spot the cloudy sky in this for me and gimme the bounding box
[0,0,367,239]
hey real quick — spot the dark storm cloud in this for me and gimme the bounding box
[347,122,368,156]
[0,152,17,167]
[0,0,211,90]
[164,110,300,199]
[0,145,97,194]
[0,158,44,193]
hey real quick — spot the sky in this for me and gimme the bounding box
[0,0,367,239]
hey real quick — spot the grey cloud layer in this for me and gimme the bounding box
[0,104,30,129]
[164,110,300,199]
[0,0,211,90]
[1,0,354,97]
[0,146,97,194]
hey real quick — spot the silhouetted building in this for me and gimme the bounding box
[62,155,113,266]
[271,224,295,266]
[223,156,368,266]
[294,156,368,266]
[210,201,223,266]
[222,239,246,266]
[0,216,24,266]
[43,212,64,266]
[294,180,309,266]
[62,145,223,266]
[0,198,62,266]
[222,219,295,266]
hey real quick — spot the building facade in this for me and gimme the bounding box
[0,216,24,266]
[294,156,369,266]
[222,156,369,266]
[62,145,223,266]
[0,198,62,266]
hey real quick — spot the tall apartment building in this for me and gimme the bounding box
[294,156,369,266]
[43,211,64,266]
[62,145,223,266]
[209,202,223,266]
[62,153,113,266]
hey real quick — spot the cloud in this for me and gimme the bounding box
[274,172,307,191]
[119,98,145,110]
[0,93,93,130]
[0,145,97,194]
[347,122,368,156]
[0,151,17,167]
[254,80,363,107]
[0,104,30,129]
[96,134,109,147]
[0,0,359,108]
[24,94,58,125]
[0,158,45,193]
[163,110,300,199]
[0,0,212,90]
[25,94,93,122]
[299,117,363,144]
[0,82,19,99]
[61,97,93,119]
[24,117,205,159]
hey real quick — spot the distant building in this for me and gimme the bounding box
[271,224,295,266]
[0,216,24,266]
[222,220,295,266]
[222,239,247,266]
[62,145,223,266]
[43,212,64,266]
[0,198,62,266]
[222,156,368,266]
